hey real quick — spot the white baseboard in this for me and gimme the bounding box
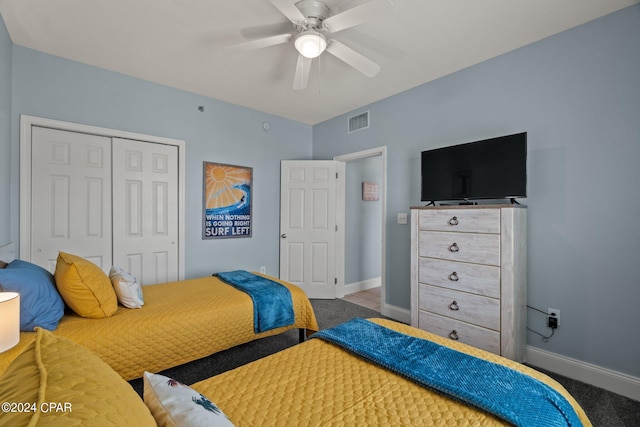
[381,303,410,325]
[526,345,640,401]
[344,277,381,295]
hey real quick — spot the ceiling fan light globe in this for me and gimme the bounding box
[295,31,327,59]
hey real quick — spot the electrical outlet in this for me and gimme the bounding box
[548,308,560,328]
[259,266,266,274]
[397,213,408,224]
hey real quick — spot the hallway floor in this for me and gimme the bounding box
[341,287,381,312]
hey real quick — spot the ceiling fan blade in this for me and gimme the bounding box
[224,33,292,54]
[270,0,307,24]
[293,54,312,90]
[241,22,293,40]
[344,28,406,61]
[326,40,381,78]
[323,0,388,33]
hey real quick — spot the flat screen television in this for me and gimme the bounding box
[421,132,527,203]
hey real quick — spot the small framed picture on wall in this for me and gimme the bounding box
[362,181,379,201]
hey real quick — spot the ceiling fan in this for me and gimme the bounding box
[224,0,389,90]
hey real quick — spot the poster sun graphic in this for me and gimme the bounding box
[202,162,252,239]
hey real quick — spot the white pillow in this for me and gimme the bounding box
[143,372,234,427]
[109,266,144,309]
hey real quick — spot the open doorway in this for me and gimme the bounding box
[334,147,386,313]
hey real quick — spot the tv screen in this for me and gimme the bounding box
[421,132,527,202]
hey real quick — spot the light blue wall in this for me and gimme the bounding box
[0,18,11,246]
[345,156,382,285]
[313,5,640,377]
[4,35,312,279]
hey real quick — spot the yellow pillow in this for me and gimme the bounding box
[54,252,118,318]
[0,328,156,426]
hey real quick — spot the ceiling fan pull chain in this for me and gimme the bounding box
[317,52,322,95]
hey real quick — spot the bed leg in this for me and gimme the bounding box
[299,328,306,343]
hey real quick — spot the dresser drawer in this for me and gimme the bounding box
[419,257,500,298]
[419,284,500,330]
[418,311,500,354]
[418,208,500,234]
[419,231,500,266]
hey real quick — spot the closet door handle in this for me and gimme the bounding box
[448,272,459,282]
[448,301,460,311]
[449,330,459,340]
[281,234,287,238]
[448,243,459,252]
[448,216,459,226]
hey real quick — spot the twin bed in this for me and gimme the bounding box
[0,316,591,426]
[0,273,318,380]
[0,243,317,381]
[191,318,591,426]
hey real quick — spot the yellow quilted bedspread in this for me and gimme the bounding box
[0,274,318,381]
[192,318,591,427]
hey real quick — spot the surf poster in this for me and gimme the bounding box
[202,161,252,239]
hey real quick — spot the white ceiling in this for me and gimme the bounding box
[1,0,637,124]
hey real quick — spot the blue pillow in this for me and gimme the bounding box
[0,259,65,331]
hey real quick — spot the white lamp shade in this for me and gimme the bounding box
[295,31,327,59]
[0,292,20,353]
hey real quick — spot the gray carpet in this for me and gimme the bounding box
[129,299,639,426]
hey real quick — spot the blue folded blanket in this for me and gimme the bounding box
[312,318,583,427]
[215,270,294,333]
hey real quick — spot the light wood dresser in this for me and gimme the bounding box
[410,205,527,361]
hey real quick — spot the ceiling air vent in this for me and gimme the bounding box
[348,111,369,133]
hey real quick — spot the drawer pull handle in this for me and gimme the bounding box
[449,330,459,340]
[448,216,459,226]
[448,301,460,311]
[448,272,459,281]
[448,243,459,252]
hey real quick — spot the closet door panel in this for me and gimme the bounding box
[30,127,112,272]
[112,138,179,285]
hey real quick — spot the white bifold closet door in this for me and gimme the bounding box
[29,127,179,285]
[31,127,113,273]
[112,138,179,285]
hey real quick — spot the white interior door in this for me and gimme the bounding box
[112,138,179,285]
[280,160,338,299]
[30,127,113,272]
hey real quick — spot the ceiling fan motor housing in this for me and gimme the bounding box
[295,0,330,30]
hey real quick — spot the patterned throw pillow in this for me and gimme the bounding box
[143,372,234,427]
[109,266,144,308]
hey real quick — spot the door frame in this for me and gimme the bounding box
[333,146,387,310]
[19,115,186,280]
